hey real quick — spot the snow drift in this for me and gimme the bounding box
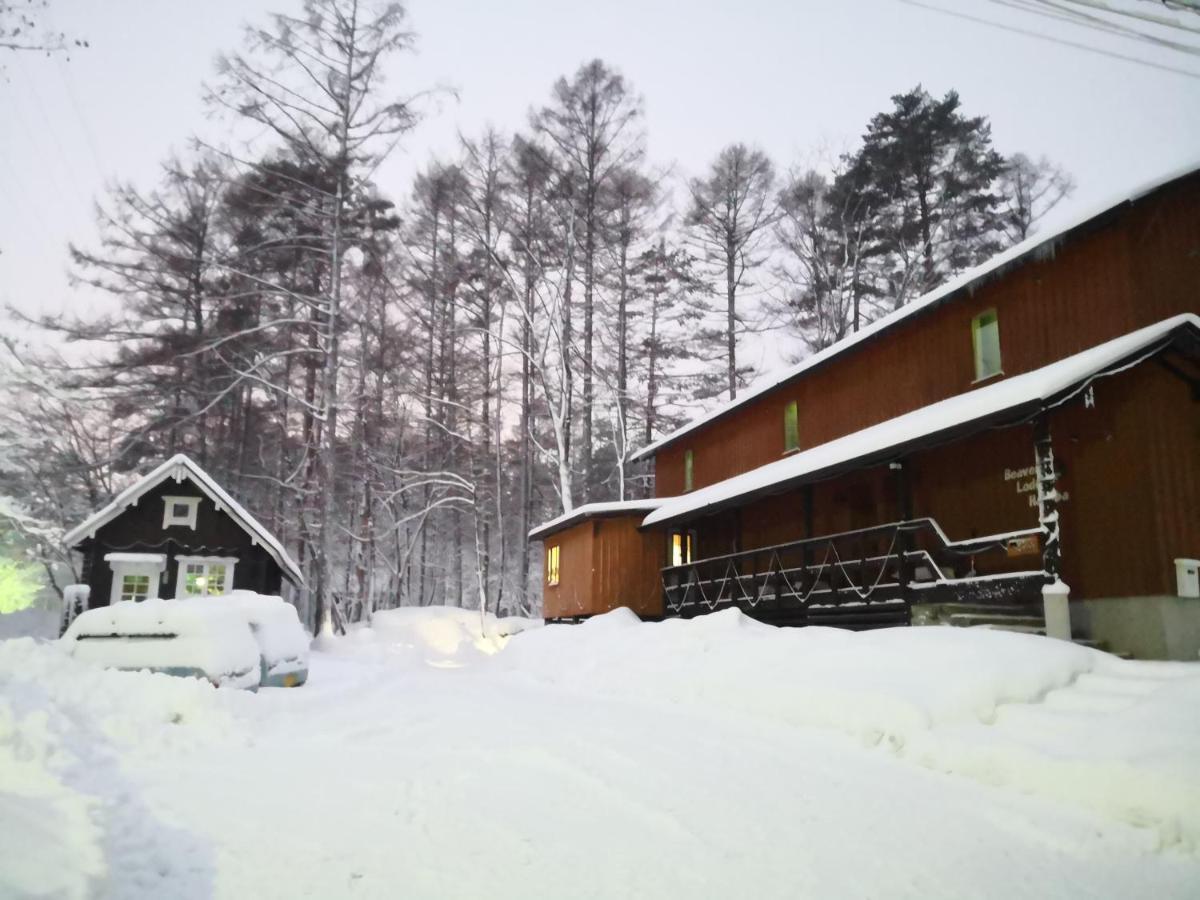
[503,609,1200,848]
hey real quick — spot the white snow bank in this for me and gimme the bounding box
[503,609,1200,848]
[341,605,541,662]
[0,638,238,899]
[61,600,261,688]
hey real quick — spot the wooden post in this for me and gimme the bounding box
[1034,417,1063,582]
[1034,416,1071,639]
[891,460,913,603]
[802,485,814,574]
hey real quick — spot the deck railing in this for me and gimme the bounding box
[660,518,1046,627]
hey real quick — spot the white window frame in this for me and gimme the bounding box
[162,495,201,529]
[104,553,167,604]
[174,555,239,598]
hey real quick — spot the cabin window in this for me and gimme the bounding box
[104,552,167,604]
[162,495,200,529]
[174,556,237,598]
[546,545,560,586]
[119,574,152,603]
[971,309,1002,381]
[684,449,694,492]
[670,531,695,567]
[783,400,799,452]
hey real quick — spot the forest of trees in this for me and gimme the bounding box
[0,0,1077,627]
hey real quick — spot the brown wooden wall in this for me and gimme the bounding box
[677,360,1199,601]
[654,173,1200,498]
[542,515,665,619]
[541,520,595,619]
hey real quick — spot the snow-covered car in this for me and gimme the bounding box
[195,592,310,688]
[59,600,262,690]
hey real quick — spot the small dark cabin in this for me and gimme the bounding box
[64,454,302,610]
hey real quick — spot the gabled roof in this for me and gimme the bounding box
[631,160,1200,463]
[528,498,663,542]
[642,314,1199,530]
[63,454,304,584]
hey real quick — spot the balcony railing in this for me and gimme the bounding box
[660,517,1046,628]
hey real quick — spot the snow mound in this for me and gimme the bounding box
[340,605,541,662]
[504,608,1200,848]
[0,638,241,898]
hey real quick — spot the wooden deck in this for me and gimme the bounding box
[660,518,1047,630]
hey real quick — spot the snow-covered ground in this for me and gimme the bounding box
[2,606,1199,899]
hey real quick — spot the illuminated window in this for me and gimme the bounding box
[670,531,695,567]
[972,309,1002,381]
[119,574,152,603]
[546,545,560,586]
[175,556,236,598]
[684,449,694,492]
[783,400,799,452]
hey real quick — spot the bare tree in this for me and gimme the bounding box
[0,1,86,55]
[997,153,1076,243]
[208,0,421,636]
[685,144,778,399]
[533,59,645,501]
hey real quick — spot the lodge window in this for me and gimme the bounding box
[546,545,560,586]
[670,531,695,567]
[119,573,153,603]
[783,400,799,453]
[971,309,1002,381]
[684,449,694,492]
[174,556,237,598]
[162,495,200,529]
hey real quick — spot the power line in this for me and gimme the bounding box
[899,0,1200,79]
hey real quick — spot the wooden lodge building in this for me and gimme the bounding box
[63,454,303,615]
[529,163,1200,660]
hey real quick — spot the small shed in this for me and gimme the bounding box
[529,500,666,621]
[63,454,303,610]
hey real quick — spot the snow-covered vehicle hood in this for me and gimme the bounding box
[59,600,261,689]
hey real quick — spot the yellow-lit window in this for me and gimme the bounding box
[972,309,1002,381]
[783,400,799,452]
[684,449,694,492]
[546,545,560,586]
[670,531,695,567]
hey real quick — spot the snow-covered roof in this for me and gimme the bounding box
[528,498,664,542]
[631,160,1200,463]
[642,314,1199,529]
[63,454,304,584]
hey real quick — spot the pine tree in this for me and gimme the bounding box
[835,86,1007,310]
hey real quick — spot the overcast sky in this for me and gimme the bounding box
[2,0,1198,339]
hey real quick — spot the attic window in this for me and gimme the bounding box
[163,496,200,529]
[684,449,695,492]
[783,400,799,453]
[972,309,1002,381]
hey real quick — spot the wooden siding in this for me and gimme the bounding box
[79,478,284,608]
[654,174,1200,498]
[542,515,664,620]
[674,360,1199,601]
[541,519,596,618]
